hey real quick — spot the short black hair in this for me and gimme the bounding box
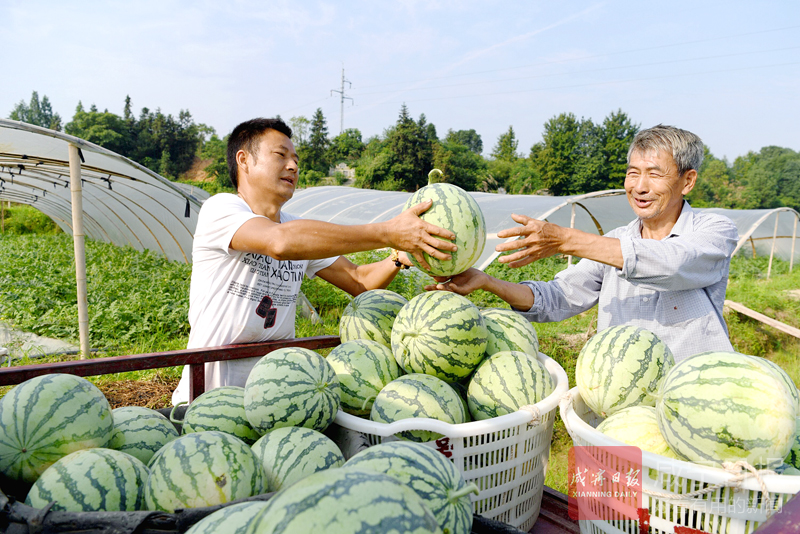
[227,118,293,189]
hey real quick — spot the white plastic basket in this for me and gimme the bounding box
[326,352,569,532]
[560,386,800,534]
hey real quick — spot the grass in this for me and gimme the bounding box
[1,229,798,495]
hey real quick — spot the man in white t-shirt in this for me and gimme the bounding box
[172,118,456,404]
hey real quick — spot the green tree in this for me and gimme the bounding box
[597,109,638,189]
[289,116,310,145]
[65,101,127,154]
[445,129,483,154]
[531,113,582,195]
[491,126,519,161]
[201,133,229,187]
[432,141,488,191]
[354,105,434,191]
[326,128,364,165]
[9,91,62,131]
[302,108,330,174]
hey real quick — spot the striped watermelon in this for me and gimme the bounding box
[449,381,472,423]
[753,357,800,413]
[480,308,539,356]
[0,373,113,483]
[656,351,796,468]
[784,417,800,469]
[576,325,674,418]
[145,431,265,512]
[25,448,148,511]
[467,351,553,421]
[344,441,479,534]
[244,347,341,434]
[252,426,345,492]
[339,289,408,348]
[181,386,261,445]
[326,339,403,416]
[110,406,179,465]
[596,406,677,458]
[186,501,271,534]
[370,374,466,443]
[243,468,442,534]
[403,180,486,277]
[391,291,488,382]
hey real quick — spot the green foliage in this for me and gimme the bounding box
[354,105,434,191]
[200,133,229,187]
[0,204,61,235]
[445,129,482,154]
[531,110,638,195]
[300,108,330,174]
[488,157,542,194]
[298,169,325,188]
[63,97,206,179]
[288,116,311,146]
[0,234,191,351]
[8,91,62,131]
[326,128,364,165]
[431,141,487,190]
[491,126,519,162]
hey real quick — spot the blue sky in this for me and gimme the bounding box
[2,0,799,162]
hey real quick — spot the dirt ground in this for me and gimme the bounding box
[98,375,179,410]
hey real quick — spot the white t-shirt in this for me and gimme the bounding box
[172,194,337,405]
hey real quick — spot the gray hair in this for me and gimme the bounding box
[627,124,704,176]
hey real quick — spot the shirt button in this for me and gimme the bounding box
[643,297,649,302]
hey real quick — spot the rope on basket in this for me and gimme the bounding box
[519,404,541,428]
[558,390,576,438]
[643,460,777,518]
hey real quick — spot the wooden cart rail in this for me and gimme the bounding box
[0,335,341,402]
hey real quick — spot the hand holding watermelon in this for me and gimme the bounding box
[385,199,458,272]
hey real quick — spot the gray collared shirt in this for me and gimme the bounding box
[518,202,739,362]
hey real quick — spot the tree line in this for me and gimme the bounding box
[7,91,800,211]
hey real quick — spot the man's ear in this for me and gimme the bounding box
[681,169,698,196]
[236,149,249,176]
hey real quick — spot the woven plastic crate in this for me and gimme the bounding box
[327,351,569,532]
[559,386,800,534]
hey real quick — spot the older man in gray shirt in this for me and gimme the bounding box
[428,124,739,362]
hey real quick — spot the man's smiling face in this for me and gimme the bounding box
[249,129,299,202]
[625,149,694,229]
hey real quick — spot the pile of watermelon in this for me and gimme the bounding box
[575,324,800,474]
[337,288,553,436]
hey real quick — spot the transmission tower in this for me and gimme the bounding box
[330,67,353,134]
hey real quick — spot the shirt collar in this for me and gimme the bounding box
[628,200,694,238]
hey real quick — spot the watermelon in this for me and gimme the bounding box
[752,357,800,413]
[25,448,148,511]
[344,441,479,534]
[252,426,344,492]
[370,374,466,443]
[403,180,486,277]
[656,351,796,468]
[339,289,408,348]
[480,308,539,356]
[186,501,270,534]
[576,325,674,418]
[596,406,677,459]
[181,386,261,445]
[449,382,472,423]
[0,373,114,483]
[145,431,265,512]
[391,291,488,382]
[467,351,553,421]
[243,469,442,534]
[786,417,800,469]
[244,347,341,434]
[109,406,179,465]
[327,339,403,416]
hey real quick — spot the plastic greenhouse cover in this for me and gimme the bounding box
[284,186,799,270]
[0,119,208,263]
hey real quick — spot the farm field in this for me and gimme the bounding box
[1,222,799,494]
